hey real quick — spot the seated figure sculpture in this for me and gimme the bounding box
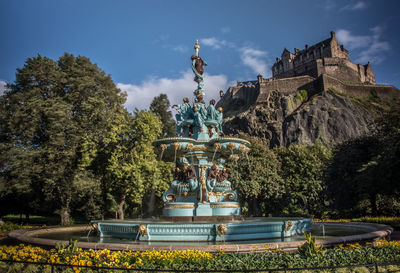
[163,158,199,203]
[206,165,237,202]
[173,97,193,136]
[215,168,232,191]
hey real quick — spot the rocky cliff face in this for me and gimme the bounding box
[219,89,374,147]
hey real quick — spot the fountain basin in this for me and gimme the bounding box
[94,218,311,242]
[8,222,393,252]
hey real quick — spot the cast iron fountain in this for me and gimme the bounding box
[93,41,311,242]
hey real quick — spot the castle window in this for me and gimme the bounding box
[300,55,303,62]
[306,52,310,59]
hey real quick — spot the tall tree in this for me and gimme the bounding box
[99,109,163,219]
[150,94,176,137]
[0,54,126,225]
[275,142,331,217]
[227,135,284,216]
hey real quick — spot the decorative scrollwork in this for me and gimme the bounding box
[165,194,176,202]
[225,193,235,201]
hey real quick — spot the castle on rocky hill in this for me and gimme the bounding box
[216,32,399,147]
[272,31,375,84]
[219,32,397,116]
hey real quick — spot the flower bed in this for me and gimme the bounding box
[0,240,399,272]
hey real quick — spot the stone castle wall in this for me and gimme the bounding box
[221,73,398,117]
[257,76,316,102]
[321,74,399,99]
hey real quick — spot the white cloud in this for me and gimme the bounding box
[340,1,367,11]
[117,70,229,112]
[336,26,390,64]
[200,37,235,50]
[239,47,271,77]
[200,37,271,77]
[0,80,7,96]
[172,45,188,53]
[336,29,371,50]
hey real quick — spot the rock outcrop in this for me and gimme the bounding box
[219,88,380,148]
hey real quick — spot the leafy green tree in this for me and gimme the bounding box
[86,109,166,219]
[150,94,176,137]
[227,135,283,216]
[0,54,126,225]
[275,142,331,217]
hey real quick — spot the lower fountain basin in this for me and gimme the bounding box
[8,221,393,252]
[94,217,311,242]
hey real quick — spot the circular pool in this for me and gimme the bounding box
[8,221,393,253]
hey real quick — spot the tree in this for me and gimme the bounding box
[227,135,284,216]
[0,54,126,225]
[150,94,176,137]
[275,142,331,217]
[80,108,168,220]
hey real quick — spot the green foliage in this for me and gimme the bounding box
[150,93,176,137]
[275,141,331,217]
[227,135,283,216]
[2,242,400,271]
[298,233,325,258]
[227,135,331,217]
[295,89,308,102]
[0,53,125,224]
[55,239,79,254]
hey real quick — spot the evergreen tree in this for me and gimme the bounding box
[150,94,176,137]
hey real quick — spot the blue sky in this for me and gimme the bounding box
[1,0,399,111]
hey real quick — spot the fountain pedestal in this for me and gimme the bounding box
[196,203,212,216]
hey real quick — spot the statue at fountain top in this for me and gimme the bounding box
[191,41,207,97]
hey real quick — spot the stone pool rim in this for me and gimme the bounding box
[8,222,393,253]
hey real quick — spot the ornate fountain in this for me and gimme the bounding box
[94,41,311,242]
